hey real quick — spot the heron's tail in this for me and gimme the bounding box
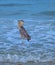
[27,36,31,41]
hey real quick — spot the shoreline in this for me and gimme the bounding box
[0,61,55,65]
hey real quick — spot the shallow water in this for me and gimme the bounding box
[0,62,55,65]
[0,0,55,64]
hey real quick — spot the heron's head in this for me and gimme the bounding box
[18,20,24,27]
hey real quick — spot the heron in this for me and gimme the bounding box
[18,20,31,43]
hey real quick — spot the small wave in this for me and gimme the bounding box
[0,3,32,7]
[40,11,55,16]
[32,11,55,16]
[39,11,55,16]
[0,54,54,63]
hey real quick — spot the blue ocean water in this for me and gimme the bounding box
[0,0,55,63]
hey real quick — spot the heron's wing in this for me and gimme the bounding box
[20,26,31,40]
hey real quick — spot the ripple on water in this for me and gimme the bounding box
[0,19,55,63]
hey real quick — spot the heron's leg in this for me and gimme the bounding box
[22,38,25,45]
[20,35,24,45]
[20,35,25,45]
